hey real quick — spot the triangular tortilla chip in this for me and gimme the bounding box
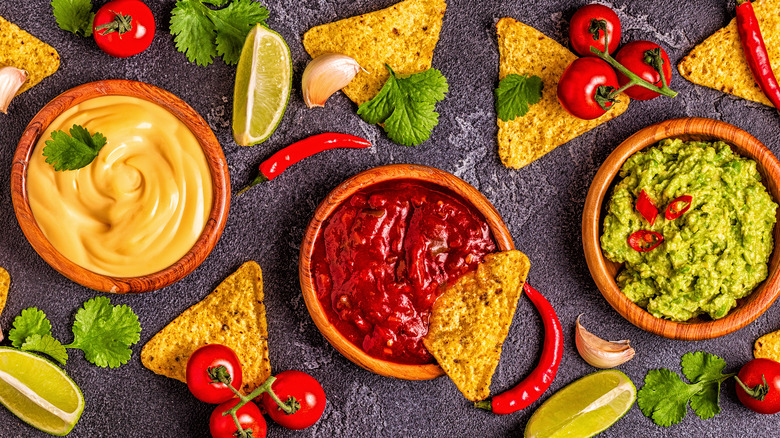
[678,0,779,107]
[754,329,780,361]
[302,0,446,106]
[496,17,630,169]
[423,250,530,402]
[141,261,271,393]
[0,15,60,95]
[0,267,9,341]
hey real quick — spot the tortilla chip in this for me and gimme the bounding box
[754,329,780,362]
[302,0,446,106]
[141,261,271,393]
[423,250,530,402]
[496,17,630,169]
[678,0,779,107]
[0,267,8,317]
[0,16,60,95]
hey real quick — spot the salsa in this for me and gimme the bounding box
[311,180,496,364]
[601,139,777,321]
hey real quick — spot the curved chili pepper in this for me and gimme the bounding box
[474,283,563,415]
[635,190,658,225]
[628,230,663,252]
[238,133,371,195]
[736,0,780,108]
[664,195,692,220]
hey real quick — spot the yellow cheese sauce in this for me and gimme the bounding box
[27,95,213,277]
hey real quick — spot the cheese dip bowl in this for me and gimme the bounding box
[11,80,230,293]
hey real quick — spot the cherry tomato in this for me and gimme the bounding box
[92,0,155,58]
[557,57,620,120]
[186,344,243,404]
[569,4,621,56]
[261,371,326,430]
[735,358,780,414]
[614,40,673,100]
[209,398,267,438]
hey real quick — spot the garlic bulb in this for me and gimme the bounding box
[575,315,635,369]
[302,54,361,108]
[0,66,28,114]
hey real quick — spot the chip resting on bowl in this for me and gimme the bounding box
[141,261,271,393]
[423,250,530,401]
[0,15,60,95]
[754,329,780,362]
[496,17,629,169]
[302,0,446,106]
[678,0,779,107]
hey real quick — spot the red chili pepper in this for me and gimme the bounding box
[736,0,780,108]
[664,195,692,220]
[628,230,663,252]
[238,133,371,195]
[474,283,563,415]
[635,190,658,225]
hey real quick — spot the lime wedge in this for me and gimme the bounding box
[525,369,635,438]
[232,24,292,146]
[0,348,84,436]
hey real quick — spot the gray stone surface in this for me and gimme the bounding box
[0,0,778,436]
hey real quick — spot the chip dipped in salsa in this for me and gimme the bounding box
[311,180,497,364]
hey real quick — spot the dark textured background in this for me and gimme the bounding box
[1,0,779,436]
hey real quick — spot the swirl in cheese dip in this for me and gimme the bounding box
[27,95,213,277]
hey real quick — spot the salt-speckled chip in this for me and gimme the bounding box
[496,17,629,169]
[678,0,779,107]
[754,329,780,362]
[0,15,60,95]
[302,0,446,106]
[141,262,271,393]
[423,250,530,402]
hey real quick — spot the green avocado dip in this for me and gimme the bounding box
[601,138,777,321]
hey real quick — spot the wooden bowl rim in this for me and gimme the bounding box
[582,117,780,340]
[10,79,230,293]
[299,164,515,380]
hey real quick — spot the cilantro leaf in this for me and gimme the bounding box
[170,0,218,66]
[8,308,52,348]
[211,0,270,65]
[494,74,543,121]
[682,351,728,383]
[43,124,107,171]
[357,65,449,147]
[51,0,95,36]
[22,334,68,365]
[64,297,141,368]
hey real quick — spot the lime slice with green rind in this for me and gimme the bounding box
[525,369,636,438]
[0,347,84,436]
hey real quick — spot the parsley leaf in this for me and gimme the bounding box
[43,124,107,171]
[51,0,95,36]
[494,74,543,121]
[22,334,69,365]
[9,308,52,348]
[64,297,141,368]
[170,0,269,66]
[357,65,448,147]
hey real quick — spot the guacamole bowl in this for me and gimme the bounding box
[583,117,780,340]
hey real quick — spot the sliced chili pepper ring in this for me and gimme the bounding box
[635,190,658,225]
[665,195,692,220]
[628,230,663,252]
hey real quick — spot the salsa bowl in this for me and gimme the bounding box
[582,117,780,340]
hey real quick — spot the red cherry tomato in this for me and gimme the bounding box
[186,344,243,404]
[92,0,155,58]
[209,398,267,438]
[735,358,780,415]
[261,371,326,430]
[557,57,620,120]
[569,4,621,56]
[614,40,673,100]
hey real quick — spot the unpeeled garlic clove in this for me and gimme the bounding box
[302,54,361,108]
[575,315,635,369]
[0,66,28,114]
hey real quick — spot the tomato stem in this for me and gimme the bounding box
[94,10,133,36]
[735,374,770,401]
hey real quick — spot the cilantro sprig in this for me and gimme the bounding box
[43,124,107,171]
[51,0,95,37]
[8,297,141,368]
[637,352,735,427]
[494,74,543,121]
[357,65,449,147]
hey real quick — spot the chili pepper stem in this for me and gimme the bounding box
[237,173,270,196]
[474,400,492,411]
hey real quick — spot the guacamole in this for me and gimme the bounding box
[601,138,777,321]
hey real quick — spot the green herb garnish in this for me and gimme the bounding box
[51,0,95,36]
[494,73,543,121]
[43,124,107,171]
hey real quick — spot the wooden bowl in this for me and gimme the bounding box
[11,80,230,293]
[299,164,515,379]
[583,117,780,340]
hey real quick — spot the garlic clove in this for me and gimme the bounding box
[302,54,361,108]
[0,66,28,114]
[575,315,635,369]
